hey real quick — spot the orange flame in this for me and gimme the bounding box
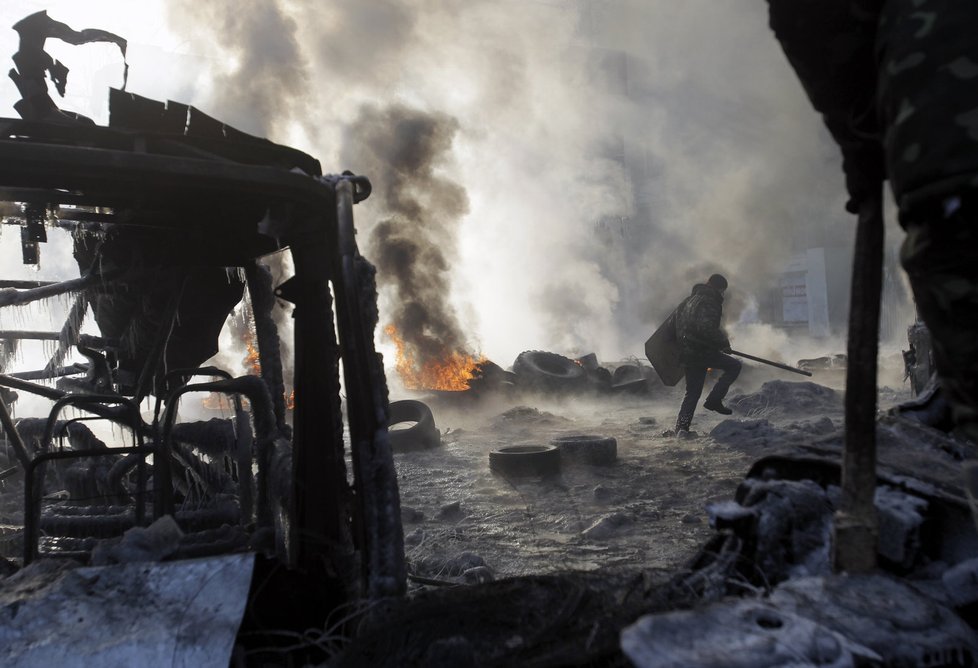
[245,338,261,376]
[202,392,234,411]
[385,324,485,391]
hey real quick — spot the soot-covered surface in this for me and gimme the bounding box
[393,371,892,584]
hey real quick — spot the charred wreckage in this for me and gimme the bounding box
[2,10,978,668]
[0,11,406,664]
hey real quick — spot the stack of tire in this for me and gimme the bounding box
[512,351,587,394]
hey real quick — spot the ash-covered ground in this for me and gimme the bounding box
[392,362,913,586]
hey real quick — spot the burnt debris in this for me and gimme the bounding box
[0,18,405,660]
[9,10,127,124]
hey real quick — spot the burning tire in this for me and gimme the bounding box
[467,360,518,394]
[489,444,561,477]
[512,351,587,393]
[550,434,617,466]
[388,400,441,452]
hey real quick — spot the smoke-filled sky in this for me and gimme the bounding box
[0,1,913,375]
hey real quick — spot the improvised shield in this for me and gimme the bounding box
[645,309,684,386]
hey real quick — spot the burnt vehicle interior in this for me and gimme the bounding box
[0,78,406,657]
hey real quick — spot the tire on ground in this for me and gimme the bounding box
[512,351,587,393]
[550,434,617,466]
[388,400,441,452]
[489,444,560,477]
[467,360,518,393]
[586,366,613,393]
[611,364,651,394]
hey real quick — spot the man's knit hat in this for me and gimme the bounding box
[707,274,728,291]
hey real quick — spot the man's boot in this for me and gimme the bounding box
[703,398,732,415]
[674,412,694,438]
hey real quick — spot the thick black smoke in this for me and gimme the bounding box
[343,103,471,365]
[165,0,310,138]
[158,0,915,367]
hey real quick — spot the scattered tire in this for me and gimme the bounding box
[611,364,654,394]
[467,360,518,394]
[550,434,617,466]
[489,445,560,477]
[388,400,441,452]
[612,364,644,385]
[512,351,587,393]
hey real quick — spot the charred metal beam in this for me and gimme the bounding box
[0,372,65,400]
[0,279,55,289]
[287,213,358,586]
[0,390,31,469]
[245,262,288,434]
[0,135,334,214]
[11,362,88,380]
[0,271,106,308]
[42,291,87,375]
[0,186,102,207]
[331,178,406,599]
[52,209,115,224]
[834,188,884,573]
[0,330,60,340]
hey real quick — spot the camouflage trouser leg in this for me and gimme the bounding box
[900,213,978,446]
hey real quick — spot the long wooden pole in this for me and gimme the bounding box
[833,186,884,573]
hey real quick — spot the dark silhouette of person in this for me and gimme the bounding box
[674,274,741,435]
[765,0,978,522]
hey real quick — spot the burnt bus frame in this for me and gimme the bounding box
[0,117,405,599]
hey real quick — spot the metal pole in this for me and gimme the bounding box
[42,292,88,375]
[728,349,813,377]
[333,179,406,598]
[0,280,55,289]
[0,331,61,341]
[833,186,884,573]
[0,392,31,469]
[288,212,356,579]
[0,373,67,400]
[0,272,105,308]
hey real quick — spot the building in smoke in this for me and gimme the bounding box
[579,8,911,344]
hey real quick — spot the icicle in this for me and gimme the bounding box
[224,266,247,284]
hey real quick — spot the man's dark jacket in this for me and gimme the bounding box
[675,284,730,361]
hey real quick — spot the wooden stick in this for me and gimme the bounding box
[834,187,884,573]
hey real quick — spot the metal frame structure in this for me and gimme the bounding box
[0,99,405,599]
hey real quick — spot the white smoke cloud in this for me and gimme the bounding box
[0,1,915,378]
